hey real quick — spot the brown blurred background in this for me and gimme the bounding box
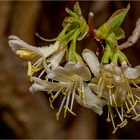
[0,1,140,139]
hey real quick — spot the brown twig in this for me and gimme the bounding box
[119,18,140,50]
[88,12,104,56]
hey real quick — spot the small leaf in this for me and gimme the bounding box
[108,4,130,31]
[113,27,125,40]
[73,2,82,16]
[95,4,130,39]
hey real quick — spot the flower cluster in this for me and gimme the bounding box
[8,2,140,133]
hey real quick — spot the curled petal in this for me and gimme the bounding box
[8,35,42,56]
[82,49,100,77]
[75,86,105,115]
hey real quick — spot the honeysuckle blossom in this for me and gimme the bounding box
[8,35,65,78]
[29,61,105,119]
[82,48,140,133]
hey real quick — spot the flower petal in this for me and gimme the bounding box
[75,86,105,115]
[30,77,69,92]
[64,61,91,81]
[8,35,43,56]
[124,67,139,79]
[39,41,60,58]
[82,49,100,77]
[47,66,72,82]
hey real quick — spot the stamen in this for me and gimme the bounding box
[106,106,111,122]
[109,106,118,134]
[109,88,113,106]
[51,88,63,102]
[112,94,117,107]
[70,81,77,110]
[124,100,131,114]
[97,77,104,97]
[49,97,54,109]
[115,107,123,122]
[56,96,66,120]
[134,94,140,102]
[32,57,42,67]
[64,88,71,118]
[64,106,76,116]
[38,69,45,78]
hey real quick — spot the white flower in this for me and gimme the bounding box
[30,61,104,119]
[8,35,65,78]
[82,48,140,133]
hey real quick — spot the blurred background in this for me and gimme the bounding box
[0,1,140,139]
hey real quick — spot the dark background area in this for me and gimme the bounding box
[0,1,140,139]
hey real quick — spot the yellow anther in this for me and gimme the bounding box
[106,85,115,88]
[16,49,36,59]
[56,112,59,121]
[117,119,127,128]
[106,118,111,122]
[132,113,140,120]
[27,61,32,77]
[127,94,132,98]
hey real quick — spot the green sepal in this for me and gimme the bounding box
[73,2,82,16]
[106,32,118,49]
[113,27,125,40]
[112,49,128,65]
[101,45,113,64]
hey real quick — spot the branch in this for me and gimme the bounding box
[119,18,140,50]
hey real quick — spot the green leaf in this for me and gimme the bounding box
[113,27,125,40]
[95,4,130,39]
[108,4,130,31]
[73,2,82,16]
